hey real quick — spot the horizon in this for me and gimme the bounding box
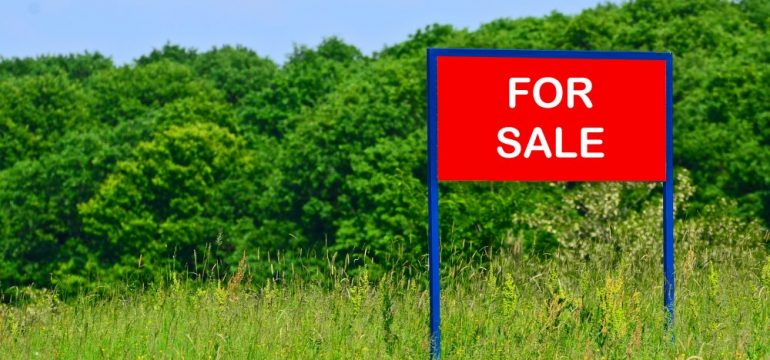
[1,0,618,65]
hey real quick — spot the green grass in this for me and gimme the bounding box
[1,247,769,359]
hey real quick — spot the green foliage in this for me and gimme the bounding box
[0,0,769,292]
[0,73,93,168]
[77,123,269,285]
[0,52,113,80]
[271,57,426,269]
[193,45,277,104]
[378,24,457,59]
[138,43,280,104]
[135,43,199,66]
[86,60,222,125]
[501,273,519,317]
[762,256,770,288]
[0,129,117,288]
[239,37,364,137]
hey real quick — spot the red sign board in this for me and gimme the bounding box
[437,55,667,181]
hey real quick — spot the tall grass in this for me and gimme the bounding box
[1,242,769,359]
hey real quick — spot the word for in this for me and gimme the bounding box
[508,77,593,109]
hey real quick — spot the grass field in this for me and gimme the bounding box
[1,245,769,359]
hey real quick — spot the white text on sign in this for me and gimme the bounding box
[498,77,604,159]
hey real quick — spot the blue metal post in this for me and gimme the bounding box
[663,53,675,332]
[427,49,441,359]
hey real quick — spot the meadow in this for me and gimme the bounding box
[2,241,768,359]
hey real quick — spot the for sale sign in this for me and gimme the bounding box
[426,48,674,359]
[436,53,668,181]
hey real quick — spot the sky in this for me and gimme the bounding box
[1,0,617,64]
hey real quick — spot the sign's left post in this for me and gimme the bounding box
[427,49,441,360]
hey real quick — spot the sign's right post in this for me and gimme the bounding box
[663,54,675,332]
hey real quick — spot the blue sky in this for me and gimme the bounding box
[1,0,616,64]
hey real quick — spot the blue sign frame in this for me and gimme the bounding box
[426,48,674,358]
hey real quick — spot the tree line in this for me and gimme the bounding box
[0,0,768,292]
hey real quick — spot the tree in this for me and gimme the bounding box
[239,37,365,138]
[86,60,222,125]
[0,73,93,169]
[194,45,277,105]
[0,128,116,289]
[78,123,270,285]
